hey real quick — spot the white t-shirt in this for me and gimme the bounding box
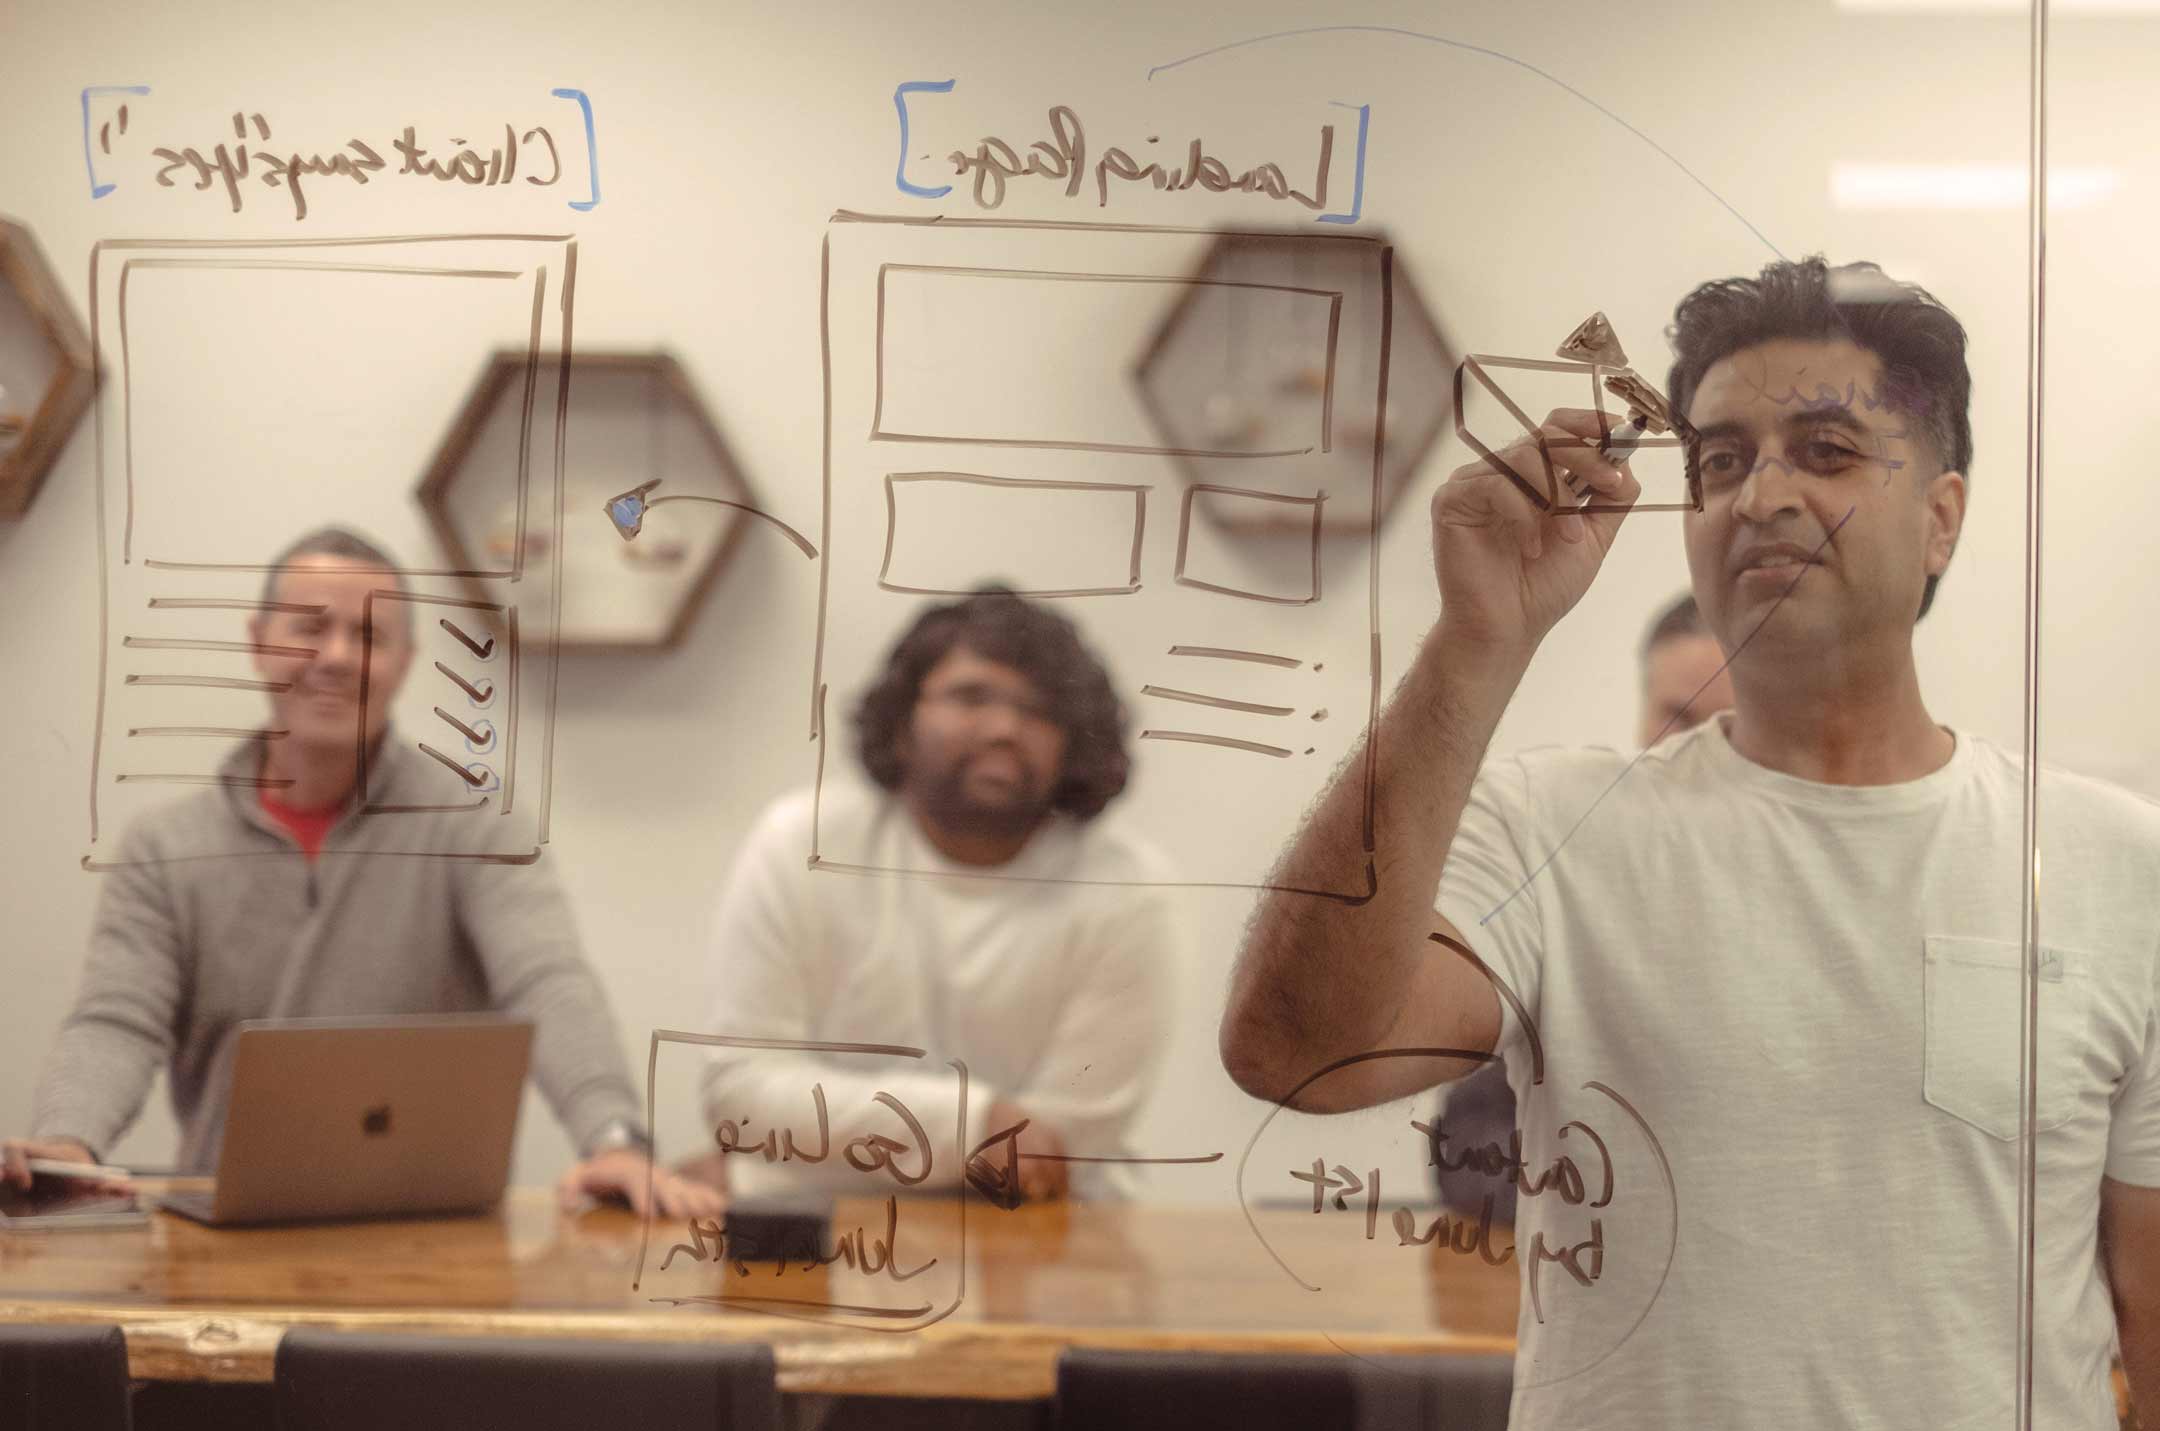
[1435,712,2160,1430]
[700,784,1178,1202]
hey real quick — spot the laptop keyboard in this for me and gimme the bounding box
[156,1189,218,1222]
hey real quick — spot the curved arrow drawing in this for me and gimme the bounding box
[603,478,818,559]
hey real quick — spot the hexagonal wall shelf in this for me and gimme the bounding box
[1132,230,1455,534]
[0,217,95,517]
[418,351,756,650]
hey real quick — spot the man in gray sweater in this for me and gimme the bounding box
[3,528,720,1221]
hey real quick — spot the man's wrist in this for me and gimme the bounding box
[1422,620,1534,730]
[1425,619,1535,688]
[583,1119,653,1160]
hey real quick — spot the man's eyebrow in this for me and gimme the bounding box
[1783,405,1872,436]
[1691,408,1875,442]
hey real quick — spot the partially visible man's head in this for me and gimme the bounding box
[1667,257,1971,665]
[855,587,1129,840]
[249,527,412,755]
[1638,593,1734,748]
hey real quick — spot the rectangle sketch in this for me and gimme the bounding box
[879,471,1148,598]
[1173,483,1325,605]
[83,235,575,868]
[872,263,1341,458]
[1454,352,1700,513]
[634,1029,967,1331]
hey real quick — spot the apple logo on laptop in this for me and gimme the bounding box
[361,1104,393,1137]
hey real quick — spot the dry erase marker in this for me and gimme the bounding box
[1600,414,1652,465]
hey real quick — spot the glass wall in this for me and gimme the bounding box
[2,1,2132,1427]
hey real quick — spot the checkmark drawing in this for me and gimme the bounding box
[418,743,490,789]
[435,662,494,704]
[432,707,495,749]
[440,618,496,660]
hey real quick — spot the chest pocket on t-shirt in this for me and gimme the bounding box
[1923,935,2093,1140]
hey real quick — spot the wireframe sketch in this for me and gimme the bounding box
[82,235,576,868]
[1454,310,1701,515]
[811,215,1408,897]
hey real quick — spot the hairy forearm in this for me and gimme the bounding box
[2103,1179,2160,1428]
[1221,623,1528,1101]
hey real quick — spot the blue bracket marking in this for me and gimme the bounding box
[551,87,600,211]
[81,85,150,199]
[894,79,956,199]
[1317,101,1368,225]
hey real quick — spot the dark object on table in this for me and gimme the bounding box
[716,1194,837,1269]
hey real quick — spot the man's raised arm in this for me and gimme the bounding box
[1220,409,1639,1114]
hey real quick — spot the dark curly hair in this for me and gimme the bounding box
[854,586,1130,820]
[1666,256,1972,619]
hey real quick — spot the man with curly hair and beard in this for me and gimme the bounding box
[700,587,1177,1204]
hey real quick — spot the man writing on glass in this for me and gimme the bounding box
[1223,259,2160,1428]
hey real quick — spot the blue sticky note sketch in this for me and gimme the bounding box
[551,87,600,211]
[606,489,649,539]
[894,79,957,199]
[80,85,151,199]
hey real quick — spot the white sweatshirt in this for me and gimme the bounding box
[697,784,1178,1202]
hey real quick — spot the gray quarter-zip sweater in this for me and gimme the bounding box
[31,732,642,1170]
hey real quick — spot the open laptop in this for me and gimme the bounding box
[157,1015,533,1226]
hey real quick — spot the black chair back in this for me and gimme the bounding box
[274,1330,778,1431]
[0,1323,132,1431]
[1054,1346,1513,1431]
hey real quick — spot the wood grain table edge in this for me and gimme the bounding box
[0,1298,1516,1399]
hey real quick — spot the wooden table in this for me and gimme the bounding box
[0,1185,1519,1400]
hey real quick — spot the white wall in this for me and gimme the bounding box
[1,0,2152,1199]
